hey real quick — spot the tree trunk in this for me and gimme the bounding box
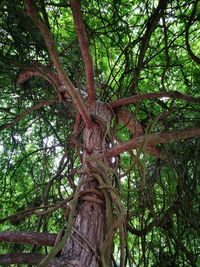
[61,101,112,267]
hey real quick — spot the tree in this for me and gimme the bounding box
[0,0,200,266]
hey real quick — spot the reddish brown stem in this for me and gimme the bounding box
[23,0,91,126]
[70,0,96,102]
[0,231,56,246]
[110,91,200,108]
[107,126,200,157]
[118,107,163,158]
[118,107,143,137]
[16,62,63,97]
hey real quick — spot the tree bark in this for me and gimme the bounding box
[61,101,112,267]
[0,231,56,247]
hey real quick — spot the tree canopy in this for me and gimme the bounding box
[0,0,200,266]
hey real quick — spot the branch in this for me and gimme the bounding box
[0,231,56,246]
[23,0,91,126]
[185,0,200,65]
[0,253,67,266]
[133,0,168,88]
[127,200,179,237]
[16,62,64,98]
[107,126,200,157]
[0,197,73,224]
[17,62,88,100]
[110,91,200,108]
[0,253,44,266]
[70,0,96,102]
[127,171,185,237]
[118,107,164,159]
[0,99,58,131]
[118,107,143,137]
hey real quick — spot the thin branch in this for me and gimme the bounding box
[0,197,73,224]
[23,0,91,126]
[70,0,96,102]
[133,0,168,89]
[127,171,185,237]
[185,0,200,64]
[0,205,51,225]
[107,126,200,157]
[40,0,51,30]
[127,200,179,237]
[0,99,58,131]
[110,91,200,108]
[0,231,56,247]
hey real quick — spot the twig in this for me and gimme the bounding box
[185,0,200,64]
[0,99,58,131]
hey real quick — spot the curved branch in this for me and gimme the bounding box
[17,62,88,100]
[0,231,56,246]
[0,197,73,224]
[107,126,200,157]
[0,99,58,131]
[185,0,200,65]
[118,107,164,159]
[16,62,64,98]
[127,200,179,237]
[23,0,91,126]
[70,0,96,102]
[110,91,200,108]
[134,0,168,88]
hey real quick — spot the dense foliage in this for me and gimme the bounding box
[0,0,200,266]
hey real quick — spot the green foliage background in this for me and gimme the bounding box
[0,0,200,266]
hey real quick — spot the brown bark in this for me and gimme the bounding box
[0,231,56,247]
[60,102,112,266]
[0,253,44,265]
[118,108,167,159]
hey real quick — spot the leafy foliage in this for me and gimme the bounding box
[0,0,200,266]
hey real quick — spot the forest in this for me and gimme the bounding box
[0,0,200,266]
